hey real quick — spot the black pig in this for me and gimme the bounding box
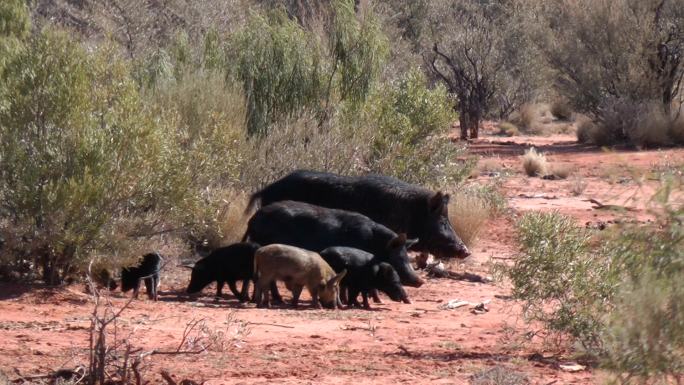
[186,242,258,302]
[121,253,163,301]
[320,246,410,309]
[242,201,424,288]
[185,242,282,302]
[245,170,470,259]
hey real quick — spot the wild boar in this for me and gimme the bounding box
[245,170,470,259]
[185,242,259,302]
[253,244,346,309]
[243,200,424,288]
[121,252,163,301]
[320,247,410,309]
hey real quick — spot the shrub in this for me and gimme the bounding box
[603,269,684,383]
[496,122,519,137]
[550,100,573,121]
[230,8,323,136]
[0,32,167,284]
[671,112,684,144]
[576,118,596,144]
[448,184,505,247]
[361,69,472,187]
[471,365,529,385]
[502,212,615,352]
[0,0,30,73]
[549,163,572,179]
[521,148,547,177]
[237,112,369,191]
[146,70,247,249]
[510,104,541,134]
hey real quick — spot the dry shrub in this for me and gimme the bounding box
[471,365,529,385]
[626,103,672,148]
[496,122,519,137]
[569,175,588,196]
[449,193,491,247]
[669,110,684,144]
[549,163,573,179]
[521,148,547,177]
[185,189,251,252]
[550,99,574,121]
[510,104,542,134]
[576,117,596,143]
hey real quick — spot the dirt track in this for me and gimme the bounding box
[1,130,682,384]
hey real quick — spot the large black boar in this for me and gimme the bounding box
[242,201,424,288]
[121,253,163,301]
[245,170,469,259]
[320,247,409,309]
[186,242,259,302]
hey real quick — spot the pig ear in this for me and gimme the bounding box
[387,233,407,249]
[328,269,347,288]
[429,191,449,215]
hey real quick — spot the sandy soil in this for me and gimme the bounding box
[1,127,683,384]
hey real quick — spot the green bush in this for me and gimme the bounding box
[0,0,29,74]
[230,8,323,136]
[0,31,167,284]
[503,212,616,353]
[502,177,684,380]
[362,69,471,187]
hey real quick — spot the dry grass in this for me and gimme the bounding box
[550,100,573,121]
[496,122,519,137]
[669,112,684,144]
[521,148,547,177]
[549,163,573,179]
[569,175,588,196]
[448,192,492,248]
[627,103,672,148]
[471,365,529,385]
[576,117,596,144]
[194,189,250,251]
[509,104,542,134]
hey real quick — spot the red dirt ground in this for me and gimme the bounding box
[1,127,683,384]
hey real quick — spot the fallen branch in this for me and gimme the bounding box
[584,199,637,211]
[247,322,294,329]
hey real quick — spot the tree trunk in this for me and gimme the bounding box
[459,111,469,140]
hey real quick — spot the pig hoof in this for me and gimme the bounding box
[402,298,412,304]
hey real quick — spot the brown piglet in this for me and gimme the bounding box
[253,244,346,309]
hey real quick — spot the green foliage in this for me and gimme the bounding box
[603,269,684,382]
[231,9,323,136]
[0,31,164,284]
[361,69,470,187]
[503,212,617,352]
[0,0,29,39]
[146,70,247,246]
[327,0,389,106]
[502,178,684,380]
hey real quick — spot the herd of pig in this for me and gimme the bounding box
[116,170,471,309]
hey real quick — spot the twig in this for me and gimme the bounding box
[247,322,294,329]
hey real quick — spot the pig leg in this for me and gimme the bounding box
[290,285,303,308]
[227,280,242,299]
[362,291,371,309]
[309,286,321,309]
[144,277,156,301]
[371,289,383,304]
[133,278,141,299]
[270,282,283,304]
[216,281,225,298]
[348,288,362,308]
[239,279,251,302]
[339,285,348,304]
